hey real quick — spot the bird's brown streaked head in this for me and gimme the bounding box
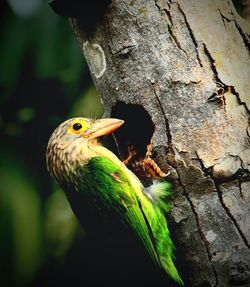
[46,117,124,182]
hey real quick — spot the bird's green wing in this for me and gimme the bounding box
[77,156,183,285]
[78,156,160,267]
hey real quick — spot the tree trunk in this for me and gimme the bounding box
[57,0,250,286]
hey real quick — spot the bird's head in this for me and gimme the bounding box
[46,117,124,182]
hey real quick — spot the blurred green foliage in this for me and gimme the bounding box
[0,0,84,101]
[71,86,104,119]
[44,184,82,260]
[0,1,103,287]
[0,146,42,287]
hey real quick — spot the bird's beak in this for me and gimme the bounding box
[84,118,124,139]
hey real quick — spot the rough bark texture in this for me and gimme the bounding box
[69,1,250,286]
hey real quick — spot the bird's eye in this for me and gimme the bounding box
[68,119,88,134]
[73,123,82,130]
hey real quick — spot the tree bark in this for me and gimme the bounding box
[66,0,250,286]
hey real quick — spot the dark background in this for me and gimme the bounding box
[0,0,244,286]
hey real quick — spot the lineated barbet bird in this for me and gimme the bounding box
[46,117,183,285]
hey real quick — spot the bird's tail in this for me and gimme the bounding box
[160,254,184,286]
[143,180,184,285]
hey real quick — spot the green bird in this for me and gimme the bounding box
[46,117,183,285]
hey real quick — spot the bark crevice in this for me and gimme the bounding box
[175,167,219,287]
[150,81,172,147]
[212,178,250,249]
[196,150,250,249]
[234,21,250,51]
[238,179,244,199]
[230,85,250,116]
[167,25,188,56]
[203,43,250,116]
[176,3,203,67]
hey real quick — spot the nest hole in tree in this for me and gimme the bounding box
[111,101,156,186]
